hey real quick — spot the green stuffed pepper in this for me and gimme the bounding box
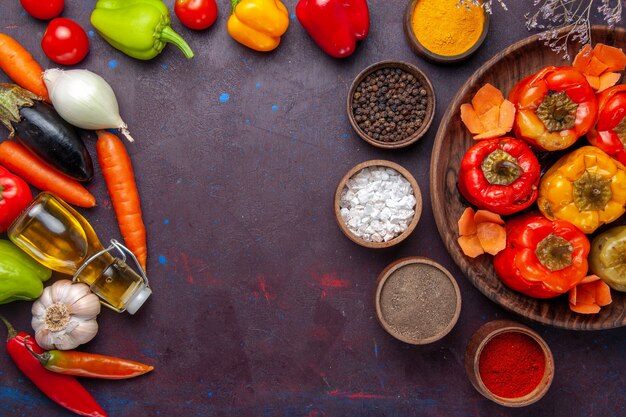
[0,239,52,304]
[91,0,194,60]
[590,226,626,292]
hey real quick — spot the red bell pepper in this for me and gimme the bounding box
[0,315,107,417]
[588,84,626,165]
[457,137,540,215]
[509,66,598,151]
[493,213,590,299]
[296,0,369,58]
[0,165,32,232]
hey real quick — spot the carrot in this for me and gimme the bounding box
[458,207,477,236]
[0,33,49,101]
[458,235,484,258]
[0,141,95,207]
[460,83,515,140]
[473,209,504,225]
[476,222,507,256]
[568,275,612,314]
[96,131,147,271]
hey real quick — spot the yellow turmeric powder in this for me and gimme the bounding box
[411,0,485,57]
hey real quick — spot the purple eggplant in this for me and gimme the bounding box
[0,83,93,182]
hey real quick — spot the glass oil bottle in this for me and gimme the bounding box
[8,192,151,314]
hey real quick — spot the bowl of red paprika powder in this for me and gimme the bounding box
[464,320,554,407]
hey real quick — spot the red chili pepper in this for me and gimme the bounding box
[493,213,590,299]
[24,337,154,379]
[457,137,540,215]
[0,165,32,232]
[588,84,626,165]
[0,315,107,417]
[509,66,598,151]
[296,0,369,58]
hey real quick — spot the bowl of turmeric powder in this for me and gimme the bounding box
[404,0,490,64]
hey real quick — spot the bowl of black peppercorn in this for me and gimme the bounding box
[347,61,436,149]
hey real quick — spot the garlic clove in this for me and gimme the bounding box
[31,299,47,318]
[34,328,55,350]
[69,292,101,319]
[63,282,92,305]
[36,286,54,308]
[67,319,99,347]
[50,279,72,303]
[52,331,80,351]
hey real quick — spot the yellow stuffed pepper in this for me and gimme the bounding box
[538,146,626,234]
[227,0,289,52]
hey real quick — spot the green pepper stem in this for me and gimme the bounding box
[23,336,51,366]
[159,26,194,60]
[231,0,241,13]
[0,315,17,341]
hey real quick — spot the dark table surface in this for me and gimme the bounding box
[1,1,625,416]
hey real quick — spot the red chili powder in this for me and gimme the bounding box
[478,332,546,398]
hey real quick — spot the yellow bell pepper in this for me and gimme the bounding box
[538,146,626,234]
[227,0,289,52]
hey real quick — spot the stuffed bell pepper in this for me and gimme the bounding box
[296,0,369,58]
[538,146,626,234]
[458,137,540,215]
[588,84,626,165]
[590,226,626,291]
[509,66,597,151]
[494,213,590,298]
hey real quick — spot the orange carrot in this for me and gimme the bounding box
[458,235,484,258]
[0,141,95,207]
[458,207,477,236]
[96,131,147,271]
[0,33,49,101]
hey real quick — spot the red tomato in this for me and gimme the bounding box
[175,0,218,30]
[20,0,64,20]
[41,18,89,66]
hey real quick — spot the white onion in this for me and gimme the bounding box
[43,68,134,142]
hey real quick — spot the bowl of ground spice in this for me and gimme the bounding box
[334,160,422,248]
[464,320,555,407]
[404,0,489,64]
[374,257,462,345]
[347,61,435,149]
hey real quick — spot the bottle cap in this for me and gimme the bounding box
[125,285,152,315]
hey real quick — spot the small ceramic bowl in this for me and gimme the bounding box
[334,160,422,248]
[464,320,555,407]
[374,257,462,344]
[403,0,490,64]
[346,60,435,149]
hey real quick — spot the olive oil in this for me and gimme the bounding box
[9,193,151,313]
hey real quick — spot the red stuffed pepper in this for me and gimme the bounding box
[458,137,540,215]
[296,0,369,58]
[494,213,590,299]
[588,84,626,165]
[0,165,32,232]
[509,66,598,151]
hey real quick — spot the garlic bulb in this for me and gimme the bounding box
[31,280,101,350]
[43,68,135,142]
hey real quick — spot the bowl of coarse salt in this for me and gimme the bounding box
[334,160,422,248]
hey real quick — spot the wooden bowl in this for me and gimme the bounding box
[334,160,422,248]
[346,61,435,149]
[403,0,490,64]
[430,26,626,329]
[375,257,461,344]
[464,320,554,407]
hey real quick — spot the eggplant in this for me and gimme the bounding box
[0,83,93,182]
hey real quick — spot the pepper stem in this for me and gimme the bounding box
[0,314,18,341]
[23,336,50,366]
[231,0,241,13]
[159,26,194,60]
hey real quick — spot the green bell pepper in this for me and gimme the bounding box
[590,226,626,292]
[0,239,52,304]
[91,0,194,60]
